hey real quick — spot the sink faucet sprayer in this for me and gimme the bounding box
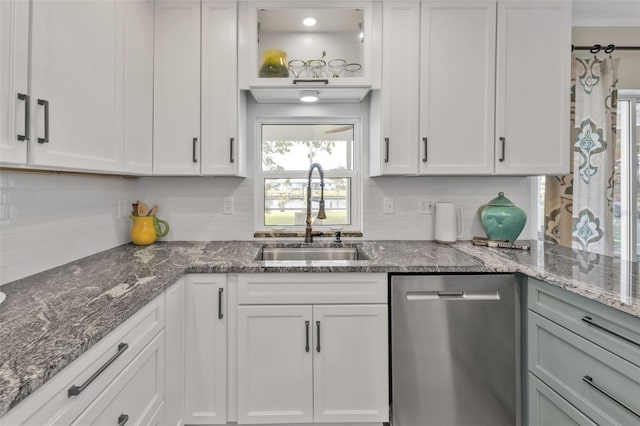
[305,162,327,243]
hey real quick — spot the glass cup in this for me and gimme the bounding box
[287,59,306,78]
[328,59,347,78]
[306,59,327,78]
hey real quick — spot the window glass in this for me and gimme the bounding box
[261,125,354,171]
[257,122,359,231]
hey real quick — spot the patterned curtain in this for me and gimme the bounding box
[544,57,576,247]
[572,56,619,256]
[545,55,619,257]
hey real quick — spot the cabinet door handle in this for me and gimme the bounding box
[68,342,128,397]
[118,413,129,426]
[192,137,198,163]
[581,316,640,347]
[17,93,29,141]
[218,287,224,319]
[422,137,428,163]
[37,99,49,144]
[305,321,310,352]
[582,376,640,418]
[230,137,235,163]
[499,137,505,162]
[384,137,389,163]
[316,321,321,353]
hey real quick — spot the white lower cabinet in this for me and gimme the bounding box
[312,305,389,423]
[71,332,165,426]
[236,273,389,425]
[237,305,314,424]
[184,274,228,425]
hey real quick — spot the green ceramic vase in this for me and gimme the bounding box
[479,192,527,242]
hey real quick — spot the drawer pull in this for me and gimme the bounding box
[582,376,640,418]
[67,342,129,397]
[218,287,224,319]
[118,413,129,426]
[305,321,310,353]
[581,316,640,347]
[316,321,321,353]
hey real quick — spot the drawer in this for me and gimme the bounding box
[528,373,597,426]
[237,273,387,304]
[528,311,640,426]
[3,295,164,426]
[527,277,640,367]
[72,331,164,425]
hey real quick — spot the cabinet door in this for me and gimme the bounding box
[528,373,597,426]
[313,304,389,423]
[377,1,420,175]
[184,274,227,424]
[164,279,185,426]
[419,1,496,175]
[495,0,571,175]
[237,305,313,424]
[122,0,153,175]
[0,0,29,165]
[201,1,244,176]
[153,1,201,175]
[30,0,121,172]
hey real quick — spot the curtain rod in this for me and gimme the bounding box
[572,44,640,53]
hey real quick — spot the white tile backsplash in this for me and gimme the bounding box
[0,172,134,285]
[0,169,534,285]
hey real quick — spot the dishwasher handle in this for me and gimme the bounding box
[406,291,501,301]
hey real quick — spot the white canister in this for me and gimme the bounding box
[434,202,464,243]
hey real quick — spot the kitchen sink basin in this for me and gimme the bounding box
[255,246,370,261]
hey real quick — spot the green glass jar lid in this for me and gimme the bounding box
[487,192,515,207]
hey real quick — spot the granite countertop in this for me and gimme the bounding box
[0,239,638,417]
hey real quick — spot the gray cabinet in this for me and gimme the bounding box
[527,278,640,426]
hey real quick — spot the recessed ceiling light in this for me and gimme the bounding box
[300,90,319,103]
[303,17,317,27]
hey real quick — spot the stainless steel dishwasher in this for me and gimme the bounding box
[391,274,520,426]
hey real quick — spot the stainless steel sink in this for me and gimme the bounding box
[256,246,370,261]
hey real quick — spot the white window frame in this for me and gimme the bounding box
[253,116,362,233]
[617,90,639,261]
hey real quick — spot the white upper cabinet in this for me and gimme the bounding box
[372,1,421,175]
[153,0,201,175]
[419,1,496,175]
[495,0,571,175]
[372,0,570,176]
[154,0,245,176]
[201,1,246,176]
[2,0,153,174]
[29,0,121,172]
[122,0,154,175]
[0,0,29,166]
[241,0,376,102]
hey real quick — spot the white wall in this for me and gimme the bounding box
[0,171,134,284]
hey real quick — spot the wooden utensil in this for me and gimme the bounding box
[137,202,149,217]
[147,205,158,217]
